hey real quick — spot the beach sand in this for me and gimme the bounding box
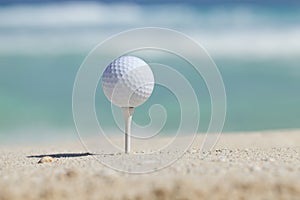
[0,130,300,200]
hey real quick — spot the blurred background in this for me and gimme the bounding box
[0,0,300,143]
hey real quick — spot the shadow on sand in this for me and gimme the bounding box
[27,152,94,158]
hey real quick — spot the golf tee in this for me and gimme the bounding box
[122,107,134,153]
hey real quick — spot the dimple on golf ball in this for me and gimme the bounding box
[101,56,155,107]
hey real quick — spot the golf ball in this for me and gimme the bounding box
[101,56,154,107]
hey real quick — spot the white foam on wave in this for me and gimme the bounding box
[0,2,296,28]
[0,2,299,57]
[196,29,300,58]
[1,28,300,58]
[0,2,142,27]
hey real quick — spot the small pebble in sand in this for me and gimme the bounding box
[249,165,262,172]
[133,150,145,154]
[38,156,54,164]
[65,169,78,178]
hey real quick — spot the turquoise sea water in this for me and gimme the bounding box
[0,2,300,142]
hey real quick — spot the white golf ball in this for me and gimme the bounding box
[101,56,154,107]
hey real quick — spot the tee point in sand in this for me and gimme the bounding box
[101,56,155,153]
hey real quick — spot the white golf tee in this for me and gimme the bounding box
[122,107,134,153]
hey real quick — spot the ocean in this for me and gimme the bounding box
[0,2,300,142]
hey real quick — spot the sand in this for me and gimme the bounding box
[0,130,300,200]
